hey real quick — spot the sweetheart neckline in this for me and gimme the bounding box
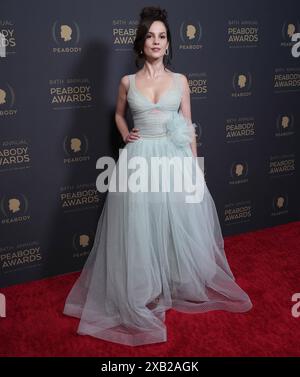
[132,72,176,106]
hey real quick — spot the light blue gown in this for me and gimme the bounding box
[63,71,252,346]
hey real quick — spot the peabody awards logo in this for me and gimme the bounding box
[275,113,294,137]
[49,78,92,110]
[178,20,203,50]
[231,72,252,97]
[112,19,137,51]
[63,134,90,164]
[229,161,249,185]
[269,154,295,177]
[188,73,208,100]
[225,116,256,143]
[51,20,82,54]
[0,139,31,172]
[0,20,16,56]
[273,67,300,93]
[227,20,259,48]
[72,231,94,258]
[224,200,252,225]
[0,193,30,224]
[271,194,289,216]
[280,20,300,47]
[0,81,17,117]
[0,241,42,273]
[60,183,100,212]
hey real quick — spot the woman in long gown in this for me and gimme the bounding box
[63,6,252,346]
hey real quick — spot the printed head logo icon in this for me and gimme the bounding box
[0,88,6,104]
[235,163,244,176]
[60,25,72,41]
[277,196,285,208]
[0,293,6,318]
[186,24,196,40]
[8,198,21,213]
[70,138,81,152]
[238,75,247,88]
[79,234,89,247]
[281,116,290,129]
[287,24,296,38]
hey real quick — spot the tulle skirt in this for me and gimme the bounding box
[63,135,252,346]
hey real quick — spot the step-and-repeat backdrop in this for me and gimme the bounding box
[1,0,299,287]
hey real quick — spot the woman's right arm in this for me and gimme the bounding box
[115,75,140,144]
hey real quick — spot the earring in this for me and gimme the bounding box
[140,50,143,55]
[165,48,169,55]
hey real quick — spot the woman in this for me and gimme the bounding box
[63,6,252,347]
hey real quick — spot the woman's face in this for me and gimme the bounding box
[143,21,169,61]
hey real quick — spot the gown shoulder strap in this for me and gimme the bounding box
[174,72,183,94]
[127,74,134,94]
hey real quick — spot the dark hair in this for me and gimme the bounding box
[133,6,173,69]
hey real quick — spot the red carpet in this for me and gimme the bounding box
[1,221,300,357]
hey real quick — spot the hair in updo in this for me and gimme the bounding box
[140,6,168,21]
[133,6,173,69]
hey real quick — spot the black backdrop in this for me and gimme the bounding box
[1,0,299,287]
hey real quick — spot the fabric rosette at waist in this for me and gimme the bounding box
[163,111,197,148]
